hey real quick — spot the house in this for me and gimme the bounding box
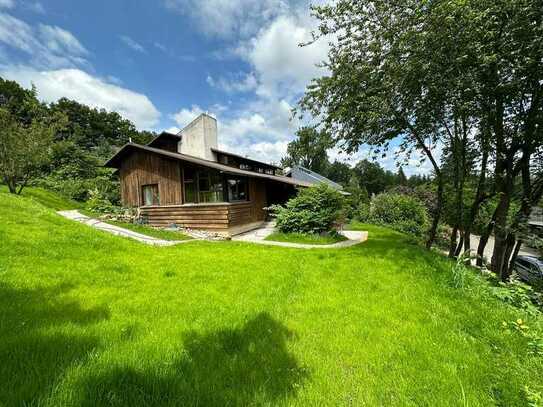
[105,113,313,236]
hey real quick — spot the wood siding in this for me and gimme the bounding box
[140,204,230,229]
[120,151,183,207]
[140,199,267,232]
[119,149,271,233]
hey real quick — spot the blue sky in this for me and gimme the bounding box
[0,0,434,174]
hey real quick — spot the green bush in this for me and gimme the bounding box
[40,170,120,204]
[85,188,116,214]
[270,183,345,234]
[357,202,371,222]
[370,193,429,237]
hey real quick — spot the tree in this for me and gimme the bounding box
[0,77,40,125]
[326,161,352,186]
[397,167,408,186]
[298,0,448,248]
[0,108,66,194]
[352,160,395,197]
[463,0,543,279]
[281,127,332,174]
[49,98,154,149]
[298,0,543,265]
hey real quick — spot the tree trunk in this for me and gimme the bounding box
[500,233,517,281]
[508,239,523,276]
[448,225,458,258]
[464,132,490,254]
[426,173,443,249]
[490,192,511,279]
[3,176,17,194]
[476,207,497,267]
[454,234,464,257]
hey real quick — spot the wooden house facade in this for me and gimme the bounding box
[105,114,310,236]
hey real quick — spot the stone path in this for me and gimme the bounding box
[233,222,368,249]
[57,210,193,246]
[58,211,368,249]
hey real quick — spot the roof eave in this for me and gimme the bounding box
[103,143,311,187]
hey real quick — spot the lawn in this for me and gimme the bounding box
[0,185,82,210]
[103,220,192,241]
[1,189,542,406]
[265,231,347,245]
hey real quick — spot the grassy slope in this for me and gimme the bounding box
[265,232,347,245]
[0,185,82,210]
[1,190,542,406]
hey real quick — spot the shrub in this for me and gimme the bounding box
[270,183,345,235]
[40,169,120,204]
[370,193,429,237]
[357,202,371,222]
[491,278,542,316]
[85,188,116,214]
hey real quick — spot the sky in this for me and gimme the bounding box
[0,0,434,175]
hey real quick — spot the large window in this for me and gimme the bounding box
[183,168,197,203]
[227,177,248,202]
[142,184,159,206]
[198,171,224,203]
[182,167,250,204]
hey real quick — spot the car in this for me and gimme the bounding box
[513,255,543,285]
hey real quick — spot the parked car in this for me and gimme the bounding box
[513,255,543,285]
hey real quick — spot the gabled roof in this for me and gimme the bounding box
[104,143,313,187]
[146,131,181,148]
[285,165,345,191]
[211,148,282,170]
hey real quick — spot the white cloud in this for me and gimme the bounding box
[0,67,161,129]
[26,1,45,14]
[0,0,14,9]
[165,0,428,174]
[39,24,88,56]
[119,35,146,53]
[154,42,167,52]
[245,15,329,98]
[164,126,181,134]
[162,1,331,165]
[206,72,257,93]
[171,105,205,129]
[0,13,88,68]
[164,0,289,39]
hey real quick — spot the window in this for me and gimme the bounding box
[183,167,196,203]
[240,163,251,171]
[198,170,224,203]
[142,184,159,206]
[227,177,248,202]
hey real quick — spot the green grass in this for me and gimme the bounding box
[346,220,370,231]
[1,189,542,406]
[0,185,82,210]
[105,220,192,241]
[265,231,347,245]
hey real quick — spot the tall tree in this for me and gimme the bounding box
[298,0,448,248]
[397,167,408,186]
[468,0,543,279]
[326,161,352,186]
[280,127,332,174]
[352,160,395,197]
[0,108,67,194]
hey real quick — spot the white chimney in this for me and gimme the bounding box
[178,113,218,161]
